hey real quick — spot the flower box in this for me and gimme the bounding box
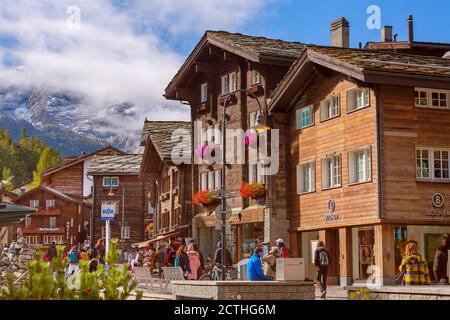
[240,182,266,201]
[193,190,220,212]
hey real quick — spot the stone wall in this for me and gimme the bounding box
[348,286,450,300]
[172,281,315,300]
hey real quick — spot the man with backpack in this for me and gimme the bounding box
[314,240,330,299]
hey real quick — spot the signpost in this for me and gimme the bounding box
[101,201,116,256]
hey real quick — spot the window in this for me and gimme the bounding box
[320,95,340,121]
[416,148,450,180]
[25,215,32,227]
[200,82,208,103]
[30,200,39,208]
[50,217,57,228]
[214,170,222,190]
[415,88,449,109]
[349,148,372,184]
[297,161,315,194]
[46,199,55,208]
[322,155,341,189]
[208,171,215,190]
[347,88,369,112]
[103,177,119,187]
[121,225,130,239]
[296,105,314,130]
[200,172,208,191]
[249,163,266,184]
[221,72,237,95]
[251,70,261,85]
[200,169,222,191]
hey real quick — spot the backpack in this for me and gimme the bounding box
[69,250,79,264]
[318,250,329,267]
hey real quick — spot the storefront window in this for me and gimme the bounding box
[241,222,264,259]
[352,227,375,281]
[394,226,408,274]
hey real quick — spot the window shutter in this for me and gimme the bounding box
[296,164,302,194]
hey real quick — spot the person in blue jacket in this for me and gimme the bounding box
[247,246,272,281]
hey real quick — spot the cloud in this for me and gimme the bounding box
[0,0,269,150]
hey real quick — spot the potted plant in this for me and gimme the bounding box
[193,190,220,212]
[240,182,266,204]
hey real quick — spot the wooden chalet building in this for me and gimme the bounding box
[88,155,145,254]
[137,120,192,248]
[12,186,91,248]
[164,31,305,260]
[268,18,450,285]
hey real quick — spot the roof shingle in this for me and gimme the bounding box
[88,155,142,175]
[142,121,191,161]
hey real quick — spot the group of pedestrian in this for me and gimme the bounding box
[43,239,107,276]
[247,238,290,281]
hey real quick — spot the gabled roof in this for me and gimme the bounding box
[42,146,125,177]
[88,155,143,176]
[141,121,191,164]
[365,41,450,57]
[13,185,85,206]
[165,31,306,99]
[0,202,35,227]
[269,45,450,112]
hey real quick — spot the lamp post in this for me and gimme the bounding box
[219,89,270,270]
[108,182,125,260]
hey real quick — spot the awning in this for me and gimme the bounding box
[0,202,35,226]
[133,231,178,249]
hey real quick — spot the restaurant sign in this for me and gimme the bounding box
[39,227,60,232]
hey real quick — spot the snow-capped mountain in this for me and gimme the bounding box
[0,86,143,156]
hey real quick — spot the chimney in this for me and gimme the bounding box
[407,14,414,42]
[381,26,393,42]
[331,17,350,48]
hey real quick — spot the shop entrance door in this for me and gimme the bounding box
[424,233,441,283]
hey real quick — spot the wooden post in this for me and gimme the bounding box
[339,227,353,287]
[289,231,301,258]
[374,224,395,286]
[236,224,242,262]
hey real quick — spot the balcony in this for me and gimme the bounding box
[35,207,62,216]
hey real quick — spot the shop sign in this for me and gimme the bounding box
[325,214,339,221]
[66,221,70,240]
[328,199,336,212]
[425,209,450,217]
[39,227,60,232]
[432,193,445,208]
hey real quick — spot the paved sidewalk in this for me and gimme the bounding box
[315,285,348,300]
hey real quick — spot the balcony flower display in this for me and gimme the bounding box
[193,190,220,211]
[244,131,257,146]
[240,182,266,200]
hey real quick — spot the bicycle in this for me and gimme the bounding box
[199,263,238,281]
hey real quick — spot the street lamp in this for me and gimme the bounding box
[219,89,271,272]
[108,182,125,260]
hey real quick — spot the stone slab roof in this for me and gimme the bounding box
[88,155,142,175]
[142,121,191,161]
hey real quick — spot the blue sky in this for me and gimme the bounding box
[0,0,448,138]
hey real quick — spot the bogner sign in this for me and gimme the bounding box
[426,193,450,217]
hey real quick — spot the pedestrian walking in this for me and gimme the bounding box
[248,246,272,281]
[275,238,290,258]
[186,244,201,280]
[262,246,280,279]
[213,241,232,268]
[174,245,191,279]
[399,241,431,286]
[314,240,330,299]
[66,245,80,276]
[433,234,449,284]
[47,241,57,261]
[94,239,106,264]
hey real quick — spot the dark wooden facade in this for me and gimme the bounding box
[13,186,90,249]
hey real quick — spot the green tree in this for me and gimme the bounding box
[1,167,13,191]
[31,147,61,187]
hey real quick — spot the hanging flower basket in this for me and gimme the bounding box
[240,182,266,202]
[193,190,220,212]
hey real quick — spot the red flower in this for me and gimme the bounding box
[193,190,217,206]
[240,182,266,199]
